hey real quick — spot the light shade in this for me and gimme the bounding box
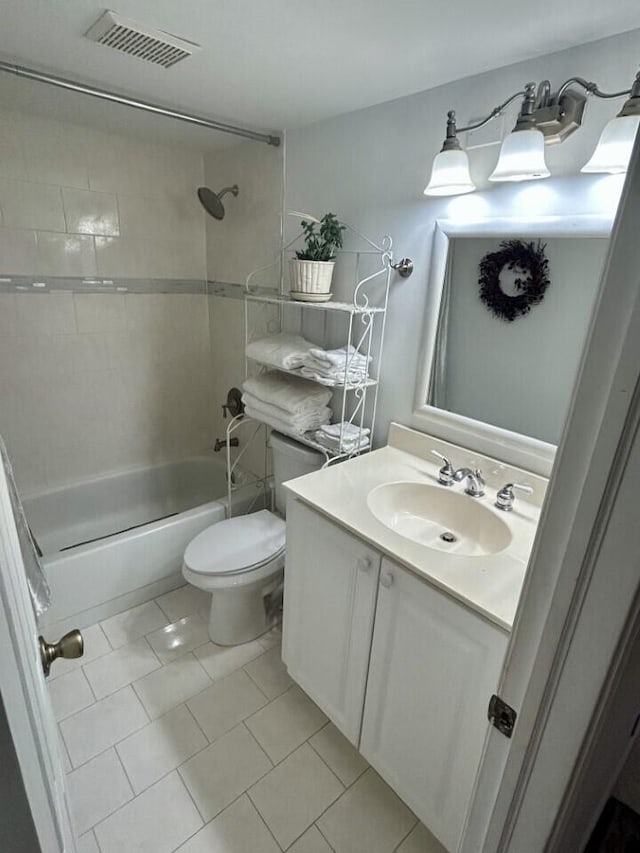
[424,149,475,196]
[489,128,551,182]
[581,114,640,174]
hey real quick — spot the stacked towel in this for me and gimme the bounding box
[301,345,371,386]
[314,422,370,454]
[242,373,332,437]
[246,333,314,371]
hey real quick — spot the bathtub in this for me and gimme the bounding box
[25,456,265,633]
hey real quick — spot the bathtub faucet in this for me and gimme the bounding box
[214,437,239,453]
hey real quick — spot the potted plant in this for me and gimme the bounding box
[290,213,345,301]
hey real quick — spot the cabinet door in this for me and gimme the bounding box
[361,558,508,853]
[282,498,381,745]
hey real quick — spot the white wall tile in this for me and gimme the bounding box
[0,293,18,336]
[15,292,76,335]
[74,293,127,334]
[21,114,89,190]
[0,118,28,181]
[0,227,40,274]
[36,232,97,277]
[62,188,120,236]
[0,179,65,232]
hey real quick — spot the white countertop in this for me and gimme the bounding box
[284,424,548,632]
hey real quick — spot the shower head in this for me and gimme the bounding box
[197,185,239,220]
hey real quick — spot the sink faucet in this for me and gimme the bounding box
[430,450,455,486]
[453,467,485,497]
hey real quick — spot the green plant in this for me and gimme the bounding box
[295,213,345,261]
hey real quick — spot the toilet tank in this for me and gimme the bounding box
[270,431,324,516]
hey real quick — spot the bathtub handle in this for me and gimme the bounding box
[39,629,84,678]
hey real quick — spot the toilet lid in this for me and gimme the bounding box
[184,509,285,576]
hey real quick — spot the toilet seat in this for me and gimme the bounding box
[183,509,285,578]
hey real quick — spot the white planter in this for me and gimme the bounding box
[289,259,335,301]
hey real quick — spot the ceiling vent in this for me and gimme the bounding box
[85,10,201,69]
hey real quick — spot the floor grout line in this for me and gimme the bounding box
[391,818,420,852]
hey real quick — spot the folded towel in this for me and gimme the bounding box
[307,345,371,370]
[243,373,332,415]
[246,333,315,371]
[299,367,368,387]
[318,422,370,439]
[242,392,330,431]
[314,431,370,453]
[245,403,331,437]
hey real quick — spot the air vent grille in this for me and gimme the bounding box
[85,11,200,69]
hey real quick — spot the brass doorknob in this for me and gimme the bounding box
[39,630,84,677]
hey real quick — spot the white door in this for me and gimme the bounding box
[460,137,640,851]
[361,558,508,853]
[0,460,78,852]
[282,497,381,744]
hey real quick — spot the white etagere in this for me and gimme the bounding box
[240,229,396,466]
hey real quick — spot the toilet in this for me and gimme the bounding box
[182,431,324,645]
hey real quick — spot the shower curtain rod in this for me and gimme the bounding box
[0,60,281,147]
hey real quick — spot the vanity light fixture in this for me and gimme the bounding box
[424,69,640,196]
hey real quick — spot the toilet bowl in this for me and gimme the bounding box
[181,432,324,645]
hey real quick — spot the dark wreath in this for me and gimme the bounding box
[478,239,550,322]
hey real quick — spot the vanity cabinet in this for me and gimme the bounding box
[283,498,509,852]
[360,557,508,852]
[282,497,381,744]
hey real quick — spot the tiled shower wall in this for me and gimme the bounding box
[0,108,214,494]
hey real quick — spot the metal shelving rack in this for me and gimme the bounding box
[239,228,396,466]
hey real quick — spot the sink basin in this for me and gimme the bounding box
[367,482,512,557]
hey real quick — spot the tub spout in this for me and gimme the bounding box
[214,437,239,452]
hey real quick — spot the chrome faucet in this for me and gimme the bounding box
[495,482,533,511]
[453,467,485,497]
[431,450,455,486]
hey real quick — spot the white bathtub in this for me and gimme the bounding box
[25,457,264,633]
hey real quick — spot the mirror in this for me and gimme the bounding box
[413,217,613,475]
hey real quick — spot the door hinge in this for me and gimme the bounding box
[488,694,517,738]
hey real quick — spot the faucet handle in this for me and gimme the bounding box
[495,482,533,512]
[431,450,455,486]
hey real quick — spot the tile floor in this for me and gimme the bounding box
[51,585,446,853]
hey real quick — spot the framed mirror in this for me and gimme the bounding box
[413,216,613,475]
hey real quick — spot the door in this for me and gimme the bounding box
[0,459,77,852]
[460,137,640,851]
[361,558,508,853]
[282,497,381,744]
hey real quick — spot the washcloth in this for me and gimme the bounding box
[301,345,371,385]
[314,432,370,453]
[307,345,370,370]
[314,422,370,453]
[246,333,315,371]
[243,373,332,415]
[242,392,331,433]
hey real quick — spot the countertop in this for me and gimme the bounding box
[284,424,548,632]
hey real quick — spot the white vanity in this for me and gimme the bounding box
[282,424,547,853]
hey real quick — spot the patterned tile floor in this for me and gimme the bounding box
[50,585,446,853]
